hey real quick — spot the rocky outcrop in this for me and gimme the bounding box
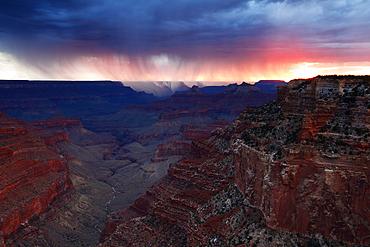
[100,132,234,245]
[185,85,205,95]
[29,114,83,129]
[233,139,370,244]
[224,82,263,95]
[0,111,73,242]
[233,75,370,244]
[29,115,117,148]
[27,115,80,146]
[152,141,192,162]
[151,119,231,163]
[182,119,230,140]
[101,75,370,246]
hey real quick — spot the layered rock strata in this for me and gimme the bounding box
[0,111,73,242]
[101,76,370,246]
[100,132,236,245]
[84,82,275,133]
[235,75,370,244]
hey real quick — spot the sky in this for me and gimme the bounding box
[1,0,370,91]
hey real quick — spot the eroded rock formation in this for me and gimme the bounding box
[0,111,72,242]
[0,81,277,246]
[101,76,370,246]
[234,75,370,244]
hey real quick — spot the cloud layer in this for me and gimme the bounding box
[0,0,370,84]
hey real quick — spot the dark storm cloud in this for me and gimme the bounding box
[0,0,370,82]
[0,0,281,58]
[1,0,368,51]
[0,0,84,34]
[0,0,251,54]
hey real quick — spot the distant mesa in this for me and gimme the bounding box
[0,80,158,122]
[183,85,205,95]
[175,84,231,95]
[254,80,287,94]
[224,81,262,95]
[124,80,191,98]
[199,84,233,94]
[176,81,285,96]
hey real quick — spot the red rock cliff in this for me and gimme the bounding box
[101,76,370,246]
[0,111,73,242]
[234,76,370,244]
[232,140,370,244]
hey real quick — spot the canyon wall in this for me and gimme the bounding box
[233,76,370,244]
[0,111,73,241]
[232,140,370,244]
[101,76,370,246]
[1,81,278,246]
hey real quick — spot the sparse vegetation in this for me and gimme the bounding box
[239,76,370,160]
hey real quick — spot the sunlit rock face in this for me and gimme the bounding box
[0,111,72,241]
[100,76,370,246]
